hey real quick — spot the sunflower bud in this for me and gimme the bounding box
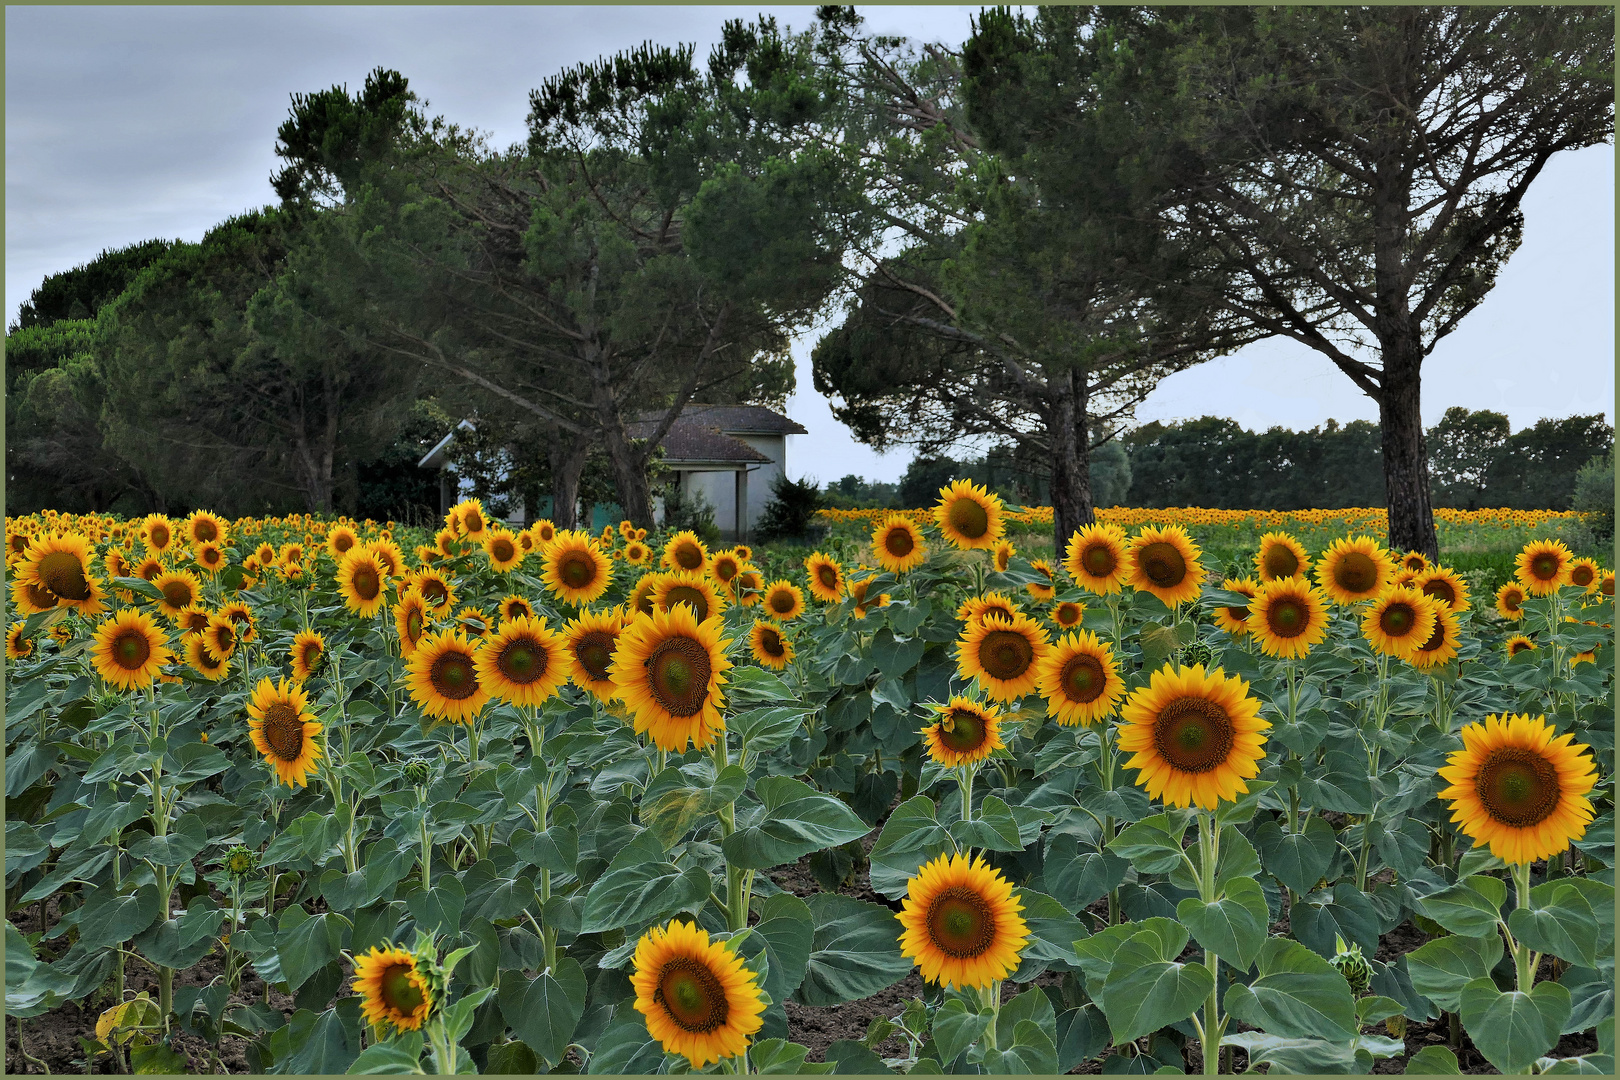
[224,846,259,877]
[403,759,432,786]
[1330,935,1372,996]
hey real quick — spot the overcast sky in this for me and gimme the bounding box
[7,6,1614,486]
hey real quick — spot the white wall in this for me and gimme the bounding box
[673,432,787,539]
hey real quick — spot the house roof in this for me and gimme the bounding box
[634,404,807,436]
[623,418,772,467]
[418,419,477,470]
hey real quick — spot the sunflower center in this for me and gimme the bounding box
[150,525,171,548]
[214,625,235,651]
[655,958,728,1033]
[498,639,547,684]
[262,703,305,762]
[983,603,1016,623]
[196,648,222,671]
[885,528,915,557]
[1571,565,1595,587]
[978,630,1034,682]
[162,580,193,609]
[575,631,615,681]
[818,565,838,589]
[1417,621,1445,653]
[925,887,997,958]
[665,586,709,621]
[334,534,354,554]
[195,520,219,542]
[379,964,426,1017]
[112,628,152,670]
[1138,542,1186,587]
[353,568,381,601]
[1262,546,1300,579]
[947,498,990,540]
[758,627,785,658]
[300,643,323,672]
[1057,603,1081,625]
[939,708,987,753]
[1476,748,1562,827]
[1267,598,1306,637]
[769,590,795,615]
[560,553,597,589]
[429,651,478,700]
[407,610,424,639]
[487,539,514,563]
[37,552,91,601]
[646,636,712,717]
[1225,600,1252,622]
[1335,553,1377,593]
[465,510,484,533]
[714,559,739,583]
[1531,555,1558,581]
[1152,696,1234,773]
[1060,654,1107,704]
[1379,602,1416,637]
[1422,581,1456,606]
[673,545,704,572]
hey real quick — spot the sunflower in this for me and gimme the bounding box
[847,576,891,620]
[141,514,176,555]
[499,595,536,623]
[1495,582,1527,621]
[1408,605,1461,669]
[326,524,359,560]
[631,920,766,1068]
[336,549,390,618]
[1568,557,1602,593]
[749,620,794,670]
[7,623,34,661]
[662,531,710,574]
[956,611,1050,702]
[476,616,568,707]
[483,529,525,573]
[1516,539,1573,596]
[922,697,1005,766]
[564,609,623,702]
[934,480,1004,551]
[1600,572,1615,598]
[172,605,211,639]
[1125,525,1205,608]
[761,580,806,622]
[1315,535,1393,605]
[1505,634,1537,658]
[103,548,130,580]
[1051,600,1085,629]
[180,511,224,549]
[253,543,277,566]
[619,519,637,540]
[455,606,492,639]
[152,570,203,619]
[730,567,764,607]
[1248,577,1331,659]
[192,542,226,575]
[629,572,663,616]
[513,531,534,557]
[1213,577,1260,637]
[410,568,456,616]
[1254,532,1311,582]
[612,606,732,752]
[623,540,651,566]
[434,527,461,558]
[1400,550,1431,574]
[1064,523,1129,595]
[896,853,1029,991]
[368,539,406,580]
[708,549,743,585]
[873,514,927,574]
[1415,566,1470,613]
[957,591,1020,628]
[1437,714,1598,866]
[1036,631,1124,727]
[290,629,327,682]
[10,577,61,616]
[803,553,846,603]
[185,634,230,682]
[454,499,490,539]
[201,614,237,662]
[246,677,324,787]
[653,572,726,624]
[1118,664,1270,810]
[530,519,558,546]
[16,533,107,614]
[542,531,613,606]
[404,630,491,725]
[391,589,431,657]
[1362,586,1440,661]
[992,541,1015,573]
[352,945,433,1035]
[1025,560,1057,601]
[278,542,306,569]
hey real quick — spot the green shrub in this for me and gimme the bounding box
[1572,449,1614,540]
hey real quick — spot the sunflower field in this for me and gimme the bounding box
[4,489,1614,1075]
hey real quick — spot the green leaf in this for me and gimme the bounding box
[1217,1032,1360,1074]
[977,1019,1058,1074]
[1416,876,1506,938]
[723,776,872,870]
[826,1040,893,1075]
[1254,817,1337,895]
[747,893,815,1005]
[795,894,912,1007]
[1459,978,1570,1075]
[110,576,167,602]
[578,858,708,934]
[1221,937,1358,1042]
[276,910,350,991]
[1541,1054,1617,1074]
[1403,1045,1461,1074]
[1013,889,1087,976]
[130,1040,189,1074]
[872,628,926,678]
[1215,780,1275,827]
[750,1039,835,1074]
[1055,1006,1109,1073]
[497,958,587,1066]
[1405,933,1504,1012]
[868,796,952,899]
[641,763,747,849]
[932,998,991,1066]
[77,884,162,950]
[734,707,812,756]
[1042,834,1128,913]
[1177,877,1269,971]
[347,1038,425,1074]
[587,1018,666,1075]
[1098,929,1214,1043]
[1108,813,1190,875]
[1507,883,1599,968]
[949,795,1024,853]
[405,875,464,939]
[126,814,208,867]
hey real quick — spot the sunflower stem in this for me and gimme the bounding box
[1200,812,1222,1076]
[1511,862,1536,992]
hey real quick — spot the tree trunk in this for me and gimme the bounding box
[1048,371,1095,552]
[587,346,656,529]
[1379,346,1439,560]
[548,434,589,530]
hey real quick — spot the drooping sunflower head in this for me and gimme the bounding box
[956,591,1021,628]
[1125,525,1205,608]
[1051,600,1085,629]
[17,532,106,613]
[336,549,390,618]
[404,630,491,725]
[1437,714,1598,866]
[483,529,524,573]
[993,541,1015,573]
[922,697,1004,767]
[1568,557,1602,592]
[730,567,764,607]
[1064,523,1129,595]
[290,629,327,681]
[326,524,359,560]
[662,531,710,574]
[393,588,431,657]
[564,608,624,702]
[141,514,176,555]
[151,570,203,618]
[1400,550,1431,574]
[455,606,492,639]
[1516,539,1574,596]
[1025,560,1057,601]
[185,634,230,682]
[1315,535,1393,605]
[896,852,1029,991]
[872,514,927,574]
[1249,577,1331,660]
[934,479,1004,550]
[761,580,805,622]
[623,540,651,566]
[246,676,324,787]
[1415,567,1470,613]
[631,919,766,1068]
[748,620,794,670]
[476,615,568,707]
[499,594,536,623]
[1505,634,1537,658]
[654,572,726,624]
[542,531,613,606]
[1407,605,1461,670]
[1036,630,1124,727]
[1254,532,1311,583]
[1118,663,1270,810]
[6,622,34,661]
[201,614,237,662]
[1495,582,1527,621]
[803,553,845,603]
[352,945,434,1035]
[956,611,1051,702]
[1362,586,1441,661]
[611,605,732,752]
[1213,577,1260,638]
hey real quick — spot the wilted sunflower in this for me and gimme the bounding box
[1400,550,1431,574]
[1124,525,1205,608]
[922,697,1004,766]
[1051,600,1085,629]
[1025,560,1057,601]
[957,591,1020,628]
[542,531,613,606]
[761,580,806,622]
[290,629,327,682]
[1213,577,1259,637]
[455,606,492,639]
[17,533,107,614]
[152,570,203,619]
[1415,566,1470,613]
[612,606,732,752]
[1315,535,1393,605]
[708,549,743,586]
[1568,557,1602,593]
[393,589,431,656]
[1505,634,1537,658]
[476,615,568,707]
[896,853,1029,991]
[748,620,794,670]
[7,623,34,660]
[564,609,623,701]
[1438,714,1598,866]
[992,540,1015,573]
[1254,532,1310,582]
[410,568,456,616]
[1495,582,1527,621]
[956,611,1050,702]
[352,945,433,1035]
[803,552,846,603]
[404,630,491,725]
[1516,539,1573,596]
[10,576,61,617]
[662,531,710,574]
[530,519,558,546]
[1118,663,1269,810]
[1407,605,1461,669]
[326,523,359,560]
[1064,523,1129,595]
[201,614,238,662]
[186,634,230,682]
[654,572,726,623]
[847,575,890,620]
[1362,586,1440,661]
[623,540,651,566]
[141,514,176,555]
[499,595,536,623]
[337,549,389,618]
[246,677,323,787]
[483,528,524,573]
[872,514,927,574]
[934,479,1004,550]
[1036,631,1124,727]
[731,567,764,607]
[631,920,766,1068]
[1248,577,1331,659]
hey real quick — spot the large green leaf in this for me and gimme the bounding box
[1403,1045,1461,1074]
[1459,978,1571,1075]
[1012,889,1087,977]
[1042,833,1128,913]
[1508,882,1599,968]
[795,894,912,1007]
[976,1019,1058,1074]
[1405,933,1504,1012]
[578,857,708,934]
[1098,929,1214,1043]
[932,998,992,1067]
[77,884,162,950]
[1415,876,1506,938]
[125,814,208,867]
[1176,877,1268,971]
[723,777,871,870]
[404,875,465,939]
[949,795,1026,853]
[498,958,587,1066]
[587,1017,667,1074]
[746,893,815,1005]
[1254,817,1336,896]
[1107,813,1191,875]
[276,909,350,991]
[641,763,748,849]
[872,628,926,679]
[1221,938,1358,1042]
[868,796,952,899]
